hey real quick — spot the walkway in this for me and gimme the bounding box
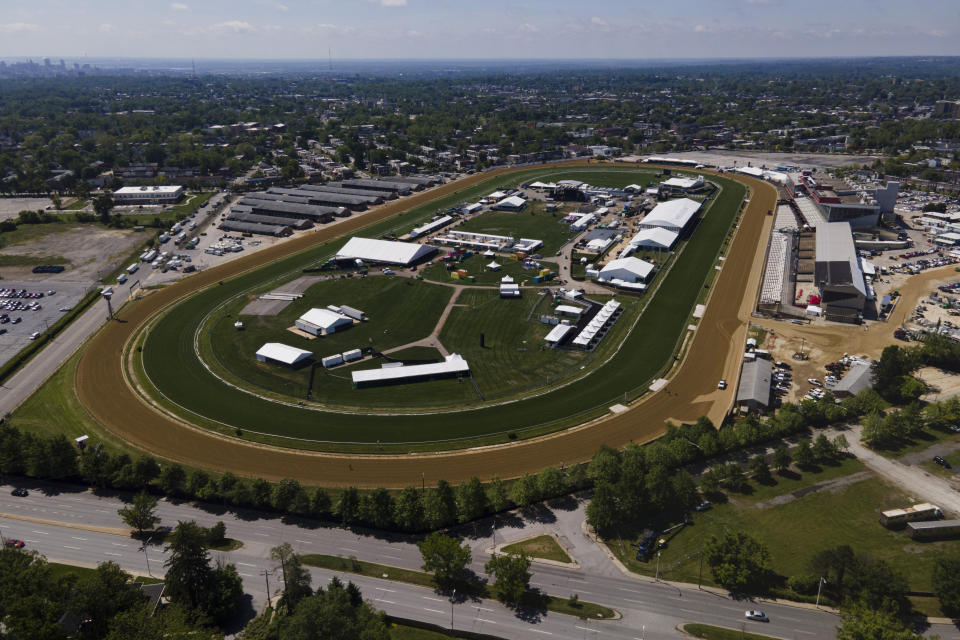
[382,286,464,358]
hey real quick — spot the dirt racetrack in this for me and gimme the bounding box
[75,163,775,487]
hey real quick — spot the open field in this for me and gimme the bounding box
[422,254,560,286]
[32,162,774,485]
[131,170,741,444]
[455,203,577,255]
[605,458,952,599]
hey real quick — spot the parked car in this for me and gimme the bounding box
[11,488,28,497]
[694,500,711,512]
[808,378,823,387]
[745,610,768,622]
[3,539,25,548]
[934,456,951,469]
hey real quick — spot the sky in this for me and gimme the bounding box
[0,0,958,61]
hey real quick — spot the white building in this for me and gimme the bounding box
[336,237,437,266]
[628,227,679,251]
[352,353,470,387]
[295,308,354,336]
[113,185,184,205]
[256,343,312,366]
[660,175,705,193]
[639,198,701,233]
[598,256,655,283]
[493,195,527,211]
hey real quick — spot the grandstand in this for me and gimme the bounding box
[759,233,790,307]
[794,196,827,228]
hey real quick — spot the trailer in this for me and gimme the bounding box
[321,354,344,368]
[907,519,960,540]
[342,349,362,363]
[880,503,942,528]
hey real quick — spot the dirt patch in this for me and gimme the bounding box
[0,226,144,283]
[918,367,960,402]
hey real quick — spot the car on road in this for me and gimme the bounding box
[29,331,40,340]
[745,610,768,622]
[46,290,55,295]
[12,317,21,324]
[11,488,28,497]
[717,379,727,390]
[3,539,25,548]
[934,455,951,469]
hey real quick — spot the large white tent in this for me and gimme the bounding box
[352,353,470,387]
[598,257,655,283]
[628,227,679,250]
[295,308,353,336]
[336,237,437,266]
[256,343,312,365]
[639,198,701,232]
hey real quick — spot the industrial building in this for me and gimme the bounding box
[351,353,470,388]
[627,227,679,251]
[832,361,875,397]
[296,184,388,203]
[266,187,370,210]
[295,308,354,336]
[235,197,347,222]
[256,343,312,366]
[335,179,414,196]
[493,195,527,211]
[638,198,702,233]
[788,172,898,228]
[737,358,772,413]
[814,222,867,323]
[335,237,437,266]
[220,220,292,236]
[113,185,184,205]
[228,211,312,230]
[659,175,706,194]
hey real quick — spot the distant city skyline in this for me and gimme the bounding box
[0,0,958,60]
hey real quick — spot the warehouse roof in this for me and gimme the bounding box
[114,185,182,195]
[336,237,437,265]
[494,195,527,209]
[228,211,306,228]
[661,175,704,190]
[239,198,346,219]
[256,343,312,365]
[833,361,875,396]
[220,220,289,235]
[267,188,370,207]
[297,184,386,203]
[599,257,655,282]
[815,222,867,297]
[298,308,352,331]
[544,324,574,343]
[737,358,772,408]
[351,353,470,384]
[641,198,701,230]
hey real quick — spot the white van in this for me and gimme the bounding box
[117,273,128,284]
[126,264,139,274]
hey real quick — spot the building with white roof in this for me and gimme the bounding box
[639,198,701,233]
[295,308,354,336]
[660,175,705,194]
[814,222,867,324]
[352,353,470,388]
[544,323,574,345]
[336,237,437,266]
[598,257,655,283]
[256,343,312,366]
[493,195,527,211]
[628,227,679,251]
[113,185,184,205]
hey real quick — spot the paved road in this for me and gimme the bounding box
[0,481,907,640]
[843,425,960,516]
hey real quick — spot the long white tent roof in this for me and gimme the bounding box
[351,353,470,384]
[599,256,655,281]
[629,227,679,249]
[336,237,436,265]
[641,198,701,230]
[298,308,352,331]
[256,342,312,365]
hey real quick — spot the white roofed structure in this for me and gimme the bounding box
[544,324,574,345]
[639,198,701,232]
[628,227,679,250]
[336,237,437,266]
[599,257,655,283]
[295,308,354,336]
[493,195,527,211]
[256,343,312,366]
[352,354,470,387]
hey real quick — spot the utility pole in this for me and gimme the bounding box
[816,576,827,608]
[655,551,662,582]
[262,569,273,607]
[450,588,456,630]
[698,551,703,589]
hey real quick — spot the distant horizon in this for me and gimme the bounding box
[2,1,957,60]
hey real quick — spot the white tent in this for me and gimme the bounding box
[629,227,679,250]
[487,261,501,271]
[336,237,437,266]
[599,257,655,283]
[256,343,312,365]
[295,308,353,336]
[482,249,496,257]
[639,198,701,232]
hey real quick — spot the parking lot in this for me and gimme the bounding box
[0,281,91,367]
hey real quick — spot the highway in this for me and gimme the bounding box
[0,481,919,640]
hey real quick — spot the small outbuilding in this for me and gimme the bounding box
[256,343,312,366]
[737,358,772,413]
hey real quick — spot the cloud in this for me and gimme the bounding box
[257,0,289,11]
[170,2,189,10]
[378,0,407,6]
[519,23,540,33]
[0,22,38,33]
[405,29,422,38]
[99,23,116,33]
[211,21,256,33]
[744,0,776,4]
[693,24,708,32]
[590,17,608,27]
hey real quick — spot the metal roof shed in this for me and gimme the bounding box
[336,237,437,266]
[256,343,312,366]
[736,358,772,413]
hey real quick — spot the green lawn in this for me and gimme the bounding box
[47,561,164,585]
[64,198,89,210]
[682,623,781,640]
[201,276,457,406]
[456,202,578,255]
[76,166,744,447]
[871,425,960,459]
[422,254,559,286]
[0,222,85,250]
[606,457,952,596]
[300,554,616,620]
[502,535,572,564]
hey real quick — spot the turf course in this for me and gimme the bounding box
[138,167,744,445]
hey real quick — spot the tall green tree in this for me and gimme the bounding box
[278,578,388,640]
[337,487,361,525]
[704,531,770,593]
[932,557,960,615]
[418,532,471,589]
[394,486,424,532]
[117,491,161,538]
[485,553,531,606]
[164,521,213,611]
[456,476,488,523]
[271,543,313,612]
[93,192,114,223]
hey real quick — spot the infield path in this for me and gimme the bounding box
[75,164,775,487]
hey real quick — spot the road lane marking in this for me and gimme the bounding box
[32,531,49,535]
[423,608,444,614]
[70,536,87,541]
[295,540,312,544]
[64,545,81,550]
[111,543,127,547]
[575,626,592,632]
[340,547,359,553]
[476,619,496,624]
[252,532,269,537]
[239,573,253,577]
[237,562,257,567]
[375,587,396,593]
[383,554,403,560]
[530,630,553,635]
[377,599,396,604]
[622,598,652,605]
[423,596,445,602]
[477,607,495,612]
[105,552,122,557]
[794,631,816,636]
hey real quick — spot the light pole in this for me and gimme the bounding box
[450,588,456,630]
[655,551,662,582]
[102,289,114,320]
[138,539,153,577]
[262,568,273,607]
[816,576,827,608]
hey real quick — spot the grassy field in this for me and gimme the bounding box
[300,553,616,620]
[201,276,457,406]
[502,535,572,564]
[606,457,952,598]
[422,254,559,286]
[0,253,69,267]
[682,623,781,640]
[46,561,164,585]
[455,202,577,255]
[0,222,84,250]
[112,167,743,445]
[64,198,89,210]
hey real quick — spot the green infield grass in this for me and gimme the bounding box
[128,166,743,446]
[455,202,577,255]
[422,254,560,286]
